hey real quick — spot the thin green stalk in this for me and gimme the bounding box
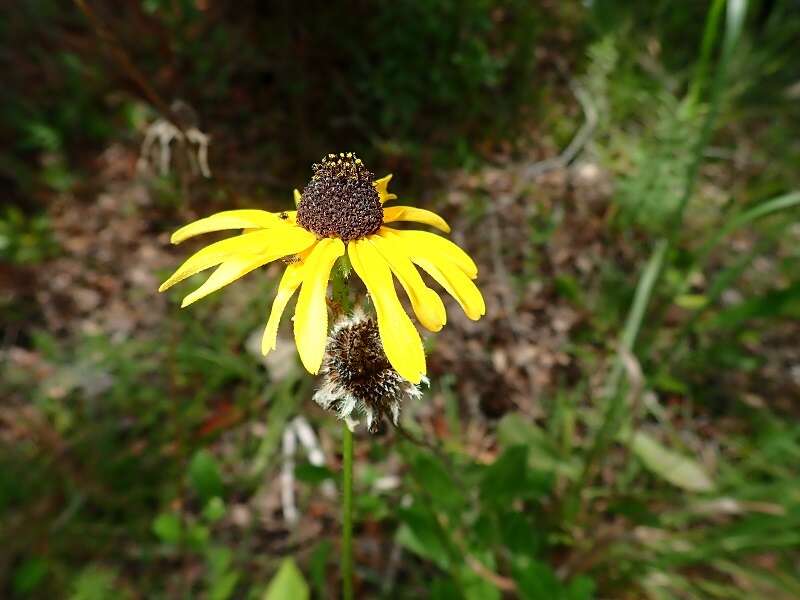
[695,191,800,266]
[687,0,727,105]
[341,423,354,600]
[331,260,354,599]
[674,0,747,228]
[575,240,667,491]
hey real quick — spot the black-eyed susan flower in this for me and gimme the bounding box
[159,153,485,384]
[314,308,425,433]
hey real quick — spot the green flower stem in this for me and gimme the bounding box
[331,259,354,599]
[332,254,352,317]
[341,423,354,600]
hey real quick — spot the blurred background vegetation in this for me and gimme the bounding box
[2,0,800,598]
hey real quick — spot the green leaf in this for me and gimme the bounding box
[153,513,182,544]
[12,557,48,595]
[308,541,331,599]
[458,560,502,600]
[294,462,335,485]
[554,274,583,305]
[698,191,800,266]
[206,547,239,600]
[209,571,240,600]
[396,506,451,569]
[630,431,714,492]
[263,558,309,600]
[404,447,464,511]
[207,547,233,577]
[498,511,541,557]
[69,566,118,600]
[711,282,800,331]
[567,576,596,600]
[480,446,551,503]
[496,414,579,479]
[187,524,211,549]
[203,497,226,522]
[512,558,562,600]
[675,294,707,310]
[512,559,594,600]
[430,578,462,600]
[189,449,224,502]
[497,413,539,447]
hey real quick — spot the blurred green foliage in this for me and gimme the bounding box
[0,208,59,264]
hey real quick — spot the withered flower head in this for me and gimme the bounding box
[313,308,425,433]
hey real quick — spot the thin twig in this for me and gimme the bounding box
[510,76,598,197]
[466,555,518,593]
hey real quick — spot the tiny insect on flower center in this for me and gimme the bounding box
[296,153,383,241]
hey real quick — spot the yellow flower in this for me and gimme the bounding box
[159,153,485,384]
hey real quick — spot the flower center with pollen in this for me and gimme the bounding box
[296,153,384,241]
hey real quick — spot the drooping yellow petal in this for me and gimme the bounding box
[410,255,485,321]
[170,210,291,244]
[349,238,425,383]
[384,227,478,278]
[160,231,270,291]
[160,225,316,293]
[181,256,270,307]
[369,234,446,332]
[262,260,306,355]
[382,206,451,233]
[373,174,397,204]
[294,238,345,374]
[293,189,302,206]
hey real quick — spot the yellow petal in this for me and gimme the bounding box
[373,174,397,204]
[293,189,302,206]
[349,238,425,383]
[170,210,291,244]
[369,234,446,332]
[384,227,478,278]
[160,225,315,293]
[382,206,450,233]
[293,238,345,374]
[181,256,269,307]
[410,255,485,321]
[262,261,306,355]
[160,231,270,291]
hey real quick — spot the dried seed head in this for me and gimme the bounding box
[296,153,383,241]
[314,308,424,432]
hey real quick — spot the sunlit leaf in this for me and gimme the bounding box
[631,432,714,492]
[263,558,309,600]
